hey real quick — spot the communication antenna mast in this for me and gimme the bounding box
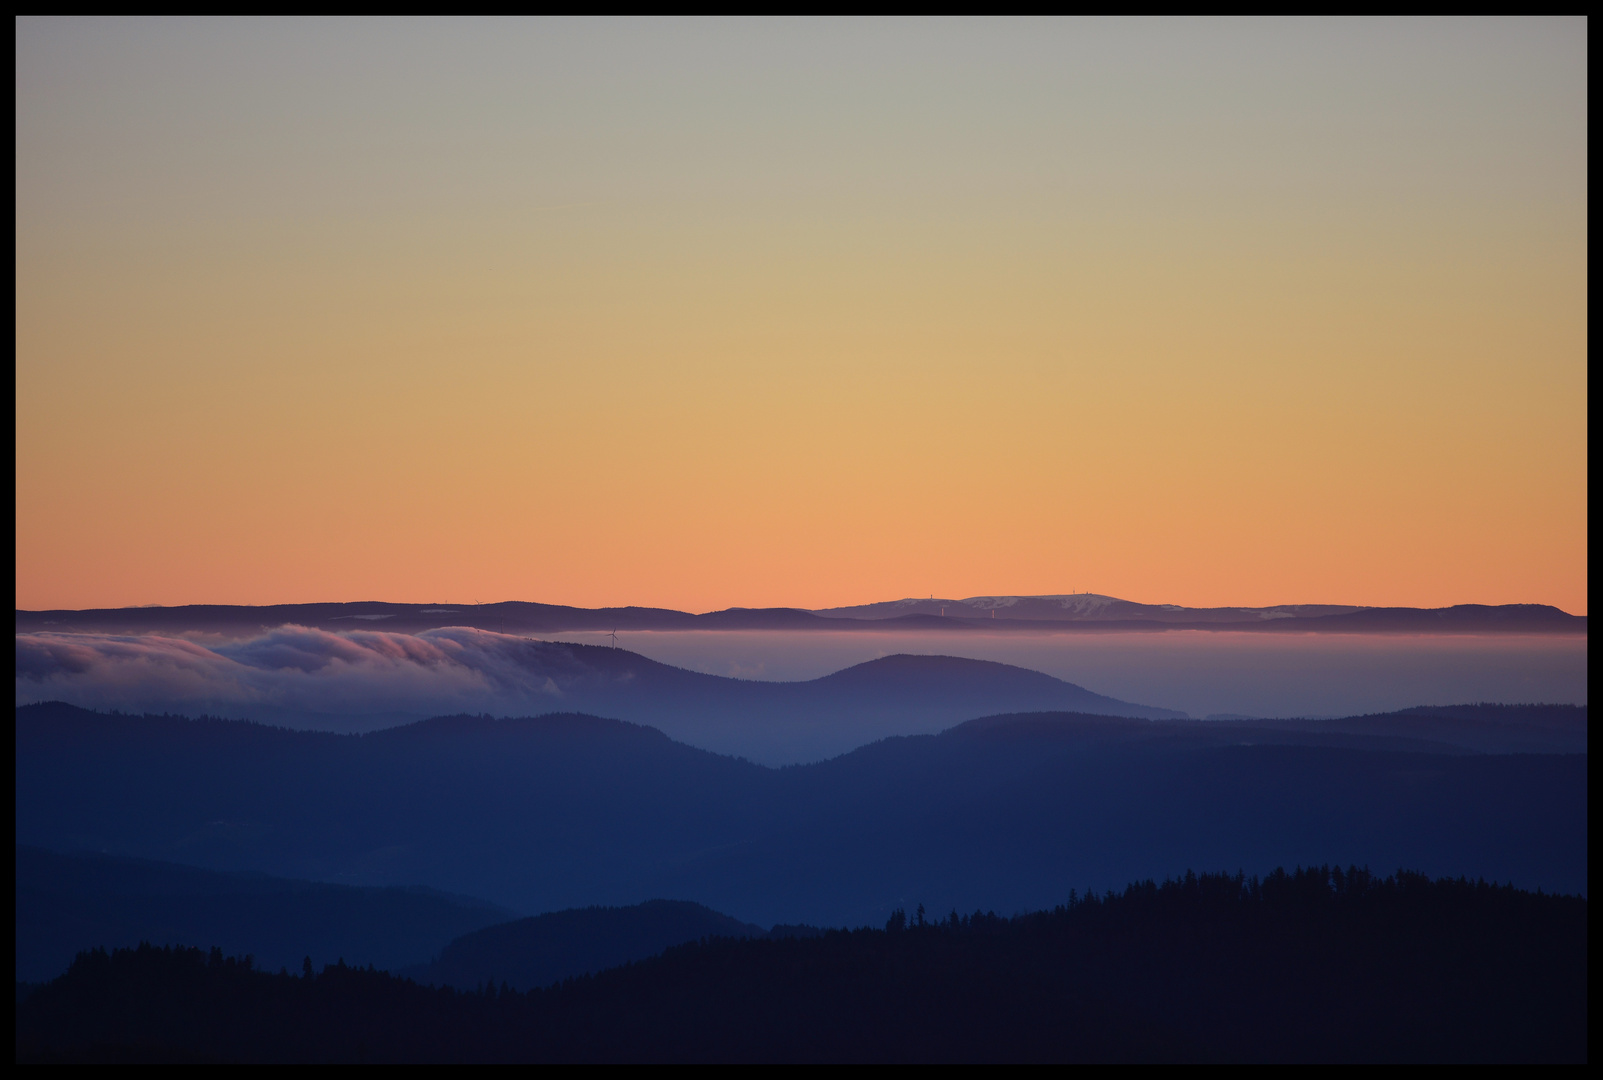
[475,599,498,634]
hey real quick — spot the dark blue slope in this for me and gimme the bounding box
[16,702,1586,927]
[15,845,514,983]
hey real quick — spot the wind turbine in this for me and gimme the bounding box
[607,629,619,649]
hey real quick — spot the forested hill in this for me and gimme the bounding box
[15,868,1587,1063]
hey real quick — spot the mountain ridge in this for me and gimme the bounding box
[17,700,1587,925]
[400,899,780,992]
[16,597,1585,636]
[16,645,1188,764]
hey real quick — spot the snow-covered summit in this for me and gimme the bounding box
[812,594,1369,624]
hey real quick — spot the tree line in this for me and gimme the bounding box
[16,867,1587,1062]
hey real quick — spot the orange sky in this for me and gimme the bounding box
[15,19,1588,614]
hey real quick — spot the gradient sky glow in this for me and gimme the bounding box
[15,18,1588,613]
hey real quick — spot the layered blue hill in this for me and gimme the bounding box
[16,644,1189,764]
[399,900,792,992]
[16,701,1586,929]
[14,845,514,983]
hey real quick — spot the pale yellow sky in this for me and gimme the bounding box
[15,18,1588,612]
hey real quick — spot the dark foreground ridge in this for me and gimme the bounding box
[15,868,1586,1063]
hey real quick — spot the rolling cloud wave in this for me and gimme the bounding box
[15,626,572,729]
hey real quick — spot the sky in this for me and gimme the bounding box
[15,18,1588,614]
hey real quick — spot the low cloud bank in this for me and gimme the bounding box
[16,626,573,730]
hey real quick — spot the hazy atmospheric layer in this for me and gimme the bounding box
[550,629,1588,719]
[16,626,570,732]
[16,623,1586,752]
[17,624,1182,763]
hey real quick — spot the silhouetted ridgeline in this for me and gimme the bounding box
[1258,703,1589,755]
[15,869,1587,1063]
[15,702,1588,925]
[15,597,1585,636]
[403,900,772,992]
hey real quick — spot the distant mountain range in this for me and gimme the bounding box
[14,596,1586,636]
[17,701,1587,930]
[15,644,1192,762]
[819,594,1587,632]
[460,650,1187,763]
[15,644,1185,764]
